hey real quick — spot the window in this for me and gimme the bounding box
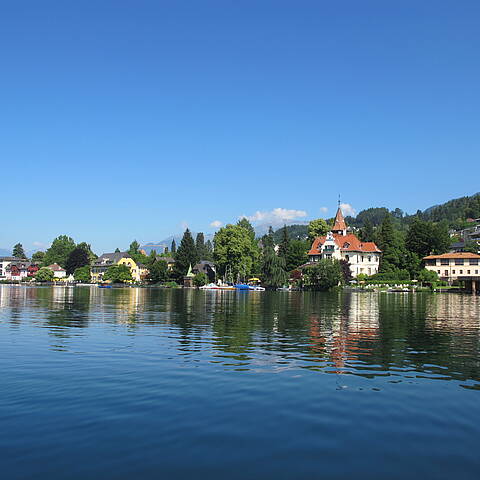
[361,256,364,262]
[455,259,464,265]
[437,270,440,274]
[470,259,479,265]
[467,270,471,274]
[452,270,456,274]
[440,259,449,265]
[445,270,448,275]
[460,270,463,274]
[426,259,436,266]
[368,256,371,262]
[345,255,349,261]
[475,270,479,274]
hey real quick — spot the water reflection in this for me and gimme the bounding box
[0,286,479,387]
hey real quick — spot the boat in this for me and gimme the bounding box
[98,284,112,289]
[234,284,265,291]
[199,283,235,290]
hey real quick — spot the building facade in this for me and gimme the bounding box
[47,263,67,278]
[307,207,382,277]
[423,252,480,282]
[5,261,39,281]
[91,252,147,283]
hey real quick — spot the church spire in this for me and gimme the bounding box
[332,204,347,235]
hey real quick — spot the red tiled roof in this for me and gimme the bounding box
[332,207,347,232]
[308,233,381,255]
[47,263,66,271]
[423,252,480,259]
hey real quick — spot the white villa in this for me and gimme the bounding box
[307,207,382,277]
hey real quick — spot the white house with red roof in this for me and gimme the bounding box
[46,263,67,278]
[307,207,382,277]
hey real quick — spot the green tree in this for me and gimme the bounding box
[12,243,26,259]
[195,232,206,259]
[285,239,309,271]
[171,239,176,254]
[128,240,140,256]
[147,250,157,267]
[214,224,259,281]
[148,260,168,283]
[193,272,208,287]
[405,218,450,258]
[74,266,91,283]
[103,264,132,283]
[115,247,121,253]
[418,268,439,283]
[261,245,288,289]
[308,218,329,242]
[173,229,199,281]
[360,219,375,242]
[205,240,214,260]
[302,259,342,290]
[65,247,90,275]
[463,240,480,254]
[376,214,408,275]
[31,251,45,264]
[35,267,54,282]
[237,218,256,240]
[278,225,290,260]
[261,226,275,249]
[77,242,97,262]
[339,259,353,283]
[43,235,76,267]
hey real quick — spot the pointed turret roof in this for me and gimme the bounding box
[332,207,347,232]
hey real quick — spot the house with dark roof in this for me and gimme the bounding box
[306,206,382,277]
[91,252,148,283]
[5,261,39,281]
[193,260,216,282]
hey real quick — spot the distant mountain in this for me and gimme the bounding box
[141,232,215,254]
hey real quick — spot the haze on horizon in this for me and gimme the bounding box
[1,1,479,253]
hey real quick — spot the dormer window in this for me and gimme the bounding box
[343,242,350,248]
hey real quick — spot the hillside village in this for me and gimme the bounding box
[1,195,480,293]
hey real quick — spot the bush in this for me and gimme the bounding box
[193,272,208,287]
[301,259,342,291]
[35,267,55,282]
[164,281,179,288]
[74,266,91,283]
[417,268,439,283]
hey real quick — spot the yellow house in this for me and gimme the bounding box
[91,252,148,283]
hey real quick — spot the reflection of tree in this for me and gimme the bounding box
[1,285,479,384]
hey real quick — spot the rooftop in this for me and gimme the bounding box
[308,233,381,255]
[423,252,480,259]
[332,207,347,232]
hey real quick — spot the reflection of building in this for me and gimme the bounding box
[307,207,382,277]
[91,252,148,282]
[423,252,480,282]
[307,293,380,371]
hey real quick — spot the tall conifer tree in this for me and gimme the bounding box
[173,229,199,280]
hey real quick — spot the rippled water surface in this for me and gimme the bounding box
[1,285,480,479]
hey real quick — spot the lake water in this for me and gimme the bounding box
[1,285,479,479]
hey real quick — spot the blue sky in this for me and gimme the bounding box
[1,1,479,253]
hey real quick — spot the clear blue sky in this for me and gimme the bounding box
[1,1,479,253]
